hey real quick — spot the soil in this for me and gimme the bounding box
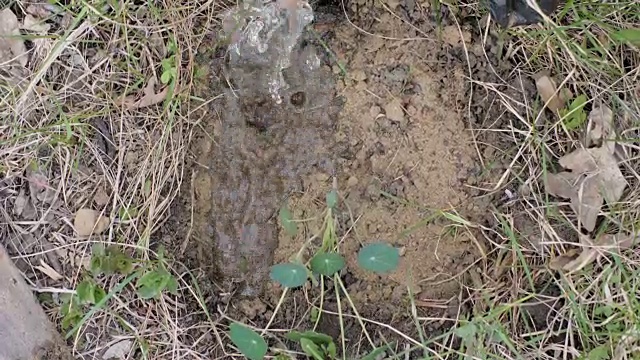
[162,0,529,357]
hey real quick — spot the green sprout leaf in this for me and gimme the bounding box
[300,338,324,360]
[326,189,338,209]
[310,253,345,276]
[357,242,399,274]
[611,28,640,46]
[76,279,96,305]
[454,323,478,341]
[278,206,298,237]
[229,323,268,360]
[269,263,308,288]
[560,94,587,130]
[286,330,334,345]
[137,270,166,299]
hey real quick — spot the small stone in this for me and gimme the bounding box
[350,69,367,81]
[74,208,110,236]
[316,172,330,182]
[384,98,405,123]
[347,176,359,188]
[398,246,406,257]
[369,105,381,118]
[93,187,110,206]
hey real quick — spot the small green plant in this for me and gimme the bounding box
[135,247,179,299]
[160,37,178,84]
[232,189,401,359]
[90,244,134,276]
[60,245,179,335]
[286,331,337,360]
[229,323,268,360]
[559,94,588,130]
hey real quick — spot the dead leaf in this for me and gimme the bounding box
[21,14,50,33]
[74,209,110,236]
[13,189,28,216]
[550,232,639,273]
[35,259,63,281]
[120,76,169,109]
[586,105,614,149]
[13,188,37,219]
[26,4,59,18]
[102,339,133,360]
[546,145,626,231]
[545,106,627,232]
[535,75,565,112]
[0,8,28,66]
[27,167,57,204]
[548,248,581,271]
[93,187,110,206]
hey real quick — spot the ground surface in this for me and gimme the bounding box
[1,0,639,359]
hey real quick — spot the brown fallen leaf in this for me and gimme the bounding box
[13,188,37,220]
[21,14,51,33]
[545,105,627,232]
[546,146,626,231]
[102,339,133,360]
[74,208,110,236]
[0,8,28,67]
[27,167,57,204]
[550,232,639,273]
[120,76,169,109]
[535,75,566,112]
[34,258,63,281]
[586,105,614,149]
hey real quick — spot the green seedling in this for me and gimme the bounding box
[357,242,400,274]
[229,323,268,360]
[559,94,588,130]
[231,189,401,358]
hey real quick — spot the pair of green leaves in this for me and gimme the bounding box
[269,242,400,288]
[287,331,337,360]
[60,278,106,331]
[136,264,179,299]
[269,251,346,288]
[90,244,134,276]
[230,324,337,360]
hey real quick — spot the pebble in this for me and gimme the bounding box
[384,98,405,123]
[347,176,359,187]
[369,105,381,118]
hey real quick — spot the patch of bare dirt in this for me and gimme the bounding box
[164,0,505,356]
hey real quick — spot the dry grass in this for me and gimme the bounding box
[0,0,233,358]
[1,0,639,358]
[461,0,640,358]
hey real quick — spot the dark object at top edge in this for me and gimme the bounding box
[488,0,562,27]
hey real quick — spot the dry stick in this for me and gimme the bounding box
[337,276,375,348]
[260,288,289,336]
